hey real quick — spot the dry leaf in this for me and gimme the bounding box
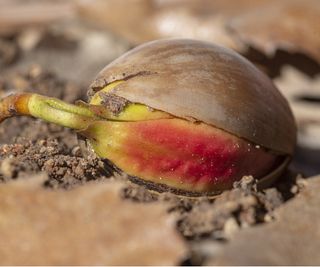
[76,0,259,50]
[77,0,320,63]
[0,177,187,265]
[229,0,320,62]
[0,1,76,36]
[275,66,320,148]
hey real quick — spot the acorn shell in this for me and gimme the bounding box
[89,39,296,156]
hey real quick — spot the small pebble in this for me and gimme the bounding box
[0,158,16,178]
[223,217,240,239]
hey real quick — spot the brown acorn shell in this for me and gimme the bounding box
[89,39,296,156]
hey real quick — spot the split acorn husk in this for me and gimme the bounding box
[0,39,296,196]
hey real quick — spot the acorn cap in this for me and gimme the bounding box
[89,39,296,155]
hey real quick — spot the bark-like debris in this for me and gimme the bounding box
[98,91,129,115]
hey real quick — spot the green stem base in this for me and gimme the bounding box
[0,93,98,130]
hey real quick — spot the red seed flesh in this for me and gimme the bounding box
[82,118,278,193]
[121,119,278,192]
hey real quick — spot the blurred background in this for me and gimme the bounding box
[0,0,319,176]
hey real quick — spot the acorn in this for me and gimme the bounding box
[0,39,296,196]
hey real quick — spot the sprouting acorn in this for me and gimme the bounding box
[0,39,296,196]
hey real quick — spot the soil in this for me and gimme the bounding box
[0,25,305,265]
